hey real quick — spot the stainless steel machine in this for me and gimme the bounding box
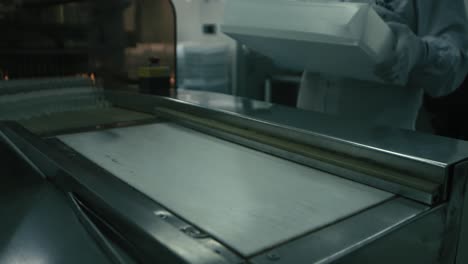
[1,90,468,264]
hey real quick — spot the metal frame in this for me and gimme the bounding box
[0,121,449,264]
[3,90,468,263]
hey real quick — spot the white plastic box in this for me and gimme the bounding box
[222,0,395,83]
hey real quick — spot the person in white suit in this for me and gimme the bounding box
[298,0,468,130]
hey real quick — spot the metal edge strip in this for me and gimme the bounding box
[105,91,448,184]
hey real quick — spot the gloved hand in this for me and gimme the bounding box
[374,22,427,85]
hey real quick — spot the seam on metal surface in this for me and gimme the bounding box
[442,160,468,264]
[68,192,131,264]
[247,196,398,260]
[0,128,47,179]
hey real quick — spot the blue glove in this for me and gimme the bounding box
[374,22,428,85]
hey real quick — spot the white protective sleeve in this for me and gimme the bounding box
[409,0,468,97]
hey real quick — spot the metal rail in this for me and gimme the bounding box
[106,91,457,205]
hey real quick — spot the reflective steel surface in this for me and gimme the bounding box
[59,123,393,257]
[171,90,468,164]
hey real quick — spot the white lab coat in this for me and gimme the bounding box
[298,0,468,130]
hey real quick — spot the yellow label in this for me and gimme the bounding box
[138,67,170,78]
